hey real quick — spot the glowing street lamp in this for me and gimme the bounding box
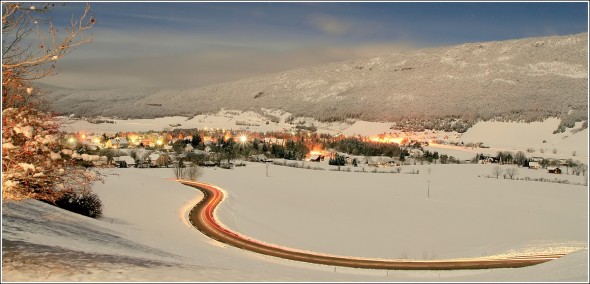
[239,135,248,143]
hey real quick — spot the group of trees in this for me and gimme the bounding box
[394,116,475,133]
[269,140,308,160]
[422,150,440,163]
[2,3,101,218]
[329,138,403,157]
[323,137,466,166]
[328,154,346,166]
[203,136,311,162]
[172,134,203,153]
[553,109,588,134]
[492,166,519,179]
[173,158,202,181]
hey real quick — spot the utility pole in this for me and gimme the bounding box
[427,167,431,198]
[266,162,269,177]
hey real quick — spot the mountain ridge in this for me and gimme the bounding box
[44,32,588,128]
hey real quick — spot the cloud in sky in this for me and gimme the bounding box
[42,33,412,89]
[36,2,587,90]
[309,14,353,36]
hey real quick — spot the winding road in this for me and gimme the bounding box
[180,180,566,270]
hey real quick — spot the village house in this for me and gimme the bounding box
[139,139,153,148]
[149,152,171,167]
[368,156,395,167]
[478,156,497,164]
[528,161,541,169]
[106,137,129,149]
[249,154,268,162]
[114,156,136,168]
[547,167,562,174]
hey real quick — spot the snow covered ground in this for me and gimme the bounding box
[3,111,587,281]
[2,163,588,281]
[456,118,588,159]
[58,109,352,136]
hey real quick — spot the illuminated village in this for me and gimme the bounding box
[61,126,461,169]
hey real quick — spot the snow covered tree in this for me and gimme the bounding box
[2,107,98,202]
[2,3,97,203]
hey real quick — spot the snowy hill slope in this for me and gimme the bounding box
[44,33,587,123]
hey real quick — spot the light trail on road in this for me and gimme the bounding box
[179,179,568,270]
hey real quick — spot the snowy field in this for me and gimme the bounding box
[2,163,588,282]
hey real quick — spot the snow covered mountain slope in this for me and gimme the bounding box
[44,33,587,123]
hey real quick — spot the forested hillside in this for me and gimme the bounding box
[44,32,588,132]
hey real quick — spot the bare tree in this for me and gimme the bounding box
[514,151,527,167]
[505,167,518,179]
[580,164,588,177]
[2,3,95,82]
[184,163,203,181]
[492,165,503,179]
[2,3,96,202]
[173,158,184,179]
